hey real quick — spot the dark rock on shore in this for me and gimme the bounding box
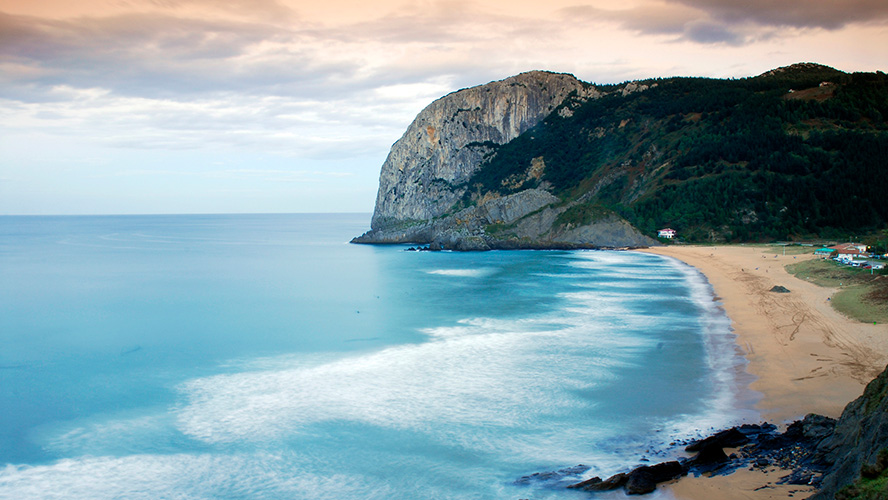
[625,461,684,494]
[566,472,627,492]
[352,199,657,251]
[810,364,888,499]
[562,418,836,495]
[685,427,751,452]
[513,465,590,488]
[565,460,684,495]
[534,365,888,497]
[685,441,729,473]
[769,285,791,293]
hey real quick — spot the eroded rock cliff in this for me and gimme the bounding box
[811,364,888,499]
[370,71,599,231]
[355,70,657,250]
[356,64,887,247]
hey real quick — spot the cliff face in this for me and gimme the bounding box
[811,364,888,499]
[370,71,599,230]
[358,70,658,250]
[356,64,887,248]
[353,187,656,250]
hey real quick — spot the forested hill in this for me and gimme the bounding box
[465,63,888,242]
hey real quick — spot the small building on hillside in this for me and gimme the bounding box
[658,228,677,239]
[834,242,868,253]
[830,243,868,260]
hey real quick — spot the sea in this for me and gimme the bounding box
[0,213,757,499]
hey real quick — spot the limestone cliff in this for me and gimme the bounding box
[354,186,655,250]
[355,70,658,250]
[370,71,599,231]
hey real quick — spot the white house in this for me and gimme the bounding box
[658,228,677,239]
[830,243,868,260]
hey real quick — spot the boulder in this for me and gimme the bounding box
[625,461,684,495]
[568,472,627,491]
[686,427,750,452]
[687,442,730,472]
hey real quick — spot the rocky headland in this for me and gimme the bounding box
[352,70,658,250]
[353,64,886,249]
[350,66,888,498]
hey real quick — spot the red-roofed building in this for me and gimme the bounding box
[657,228,677,239]
[830,243,868,261]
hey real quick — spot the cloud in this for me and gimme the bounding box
[0,2,558,163]
[562,0,888,46]
[669,0,888,30]
[559,4,749,45]
[128,0,298,23]
[0,12,354,101]
[0,9,523,113]
[682,19,745,45]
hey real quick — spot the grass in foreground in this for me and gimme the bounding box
[786,258,888,324]
[833,283,888,325]
[836,449,888,500]
[837,473,888,500]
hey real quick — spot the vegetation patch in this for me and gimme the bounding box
[463,65,888,243]
[864,372,888,415]
[837,474,888,500]
[785,259,874,287]
[833,283,888,325]
[763,244,814,256]
[555,203,613,228]
[836,449,888,500]
[484,220,518,237]
[786,259,888,323]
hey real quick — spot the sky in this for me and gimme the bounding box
[1,0,886,215]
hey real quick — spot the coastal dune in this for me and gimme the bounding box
[637,245,888,498]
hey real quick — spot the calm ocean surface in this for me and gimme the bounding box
[0,214,755,499]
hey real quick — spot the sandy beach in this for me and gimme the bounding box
[635,245,888,499]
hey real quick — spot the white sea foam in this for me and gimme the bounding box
[36,413,172,457]
[651,255,760,433]
[174,313,637,450]
[563,252,757,449]
[0,452,395,500]
[426,268,494,277]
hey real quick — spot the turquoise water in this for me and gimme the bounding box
[0,214,755,499]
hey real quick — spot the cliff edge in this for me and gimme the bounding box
[354,71,657,250]
[811,364,888,499]
[355,64,887,247]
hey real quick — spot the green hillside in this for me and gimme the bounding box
[461,64,888,242]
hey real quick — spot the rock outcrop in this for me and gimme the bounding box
[354,64,885,247]
[352,187,657,250]
[353,70,658,250]
[370,71,599,231]
[540,365,888,497]
[811,364,888,499]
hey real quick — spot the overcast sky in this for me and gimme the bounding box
[1,0,886,215]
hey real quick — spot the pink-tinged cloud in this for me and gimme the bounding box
[0,0,885,213]
[669,0,888,29]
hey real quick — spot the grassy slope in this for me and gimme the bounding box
[462,64,888,243]
[785,258,888,324]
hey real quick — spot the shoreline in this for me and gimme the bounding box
[635,245,888,499]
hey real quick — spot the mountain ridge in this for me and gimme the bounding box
[355,63,887,250]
